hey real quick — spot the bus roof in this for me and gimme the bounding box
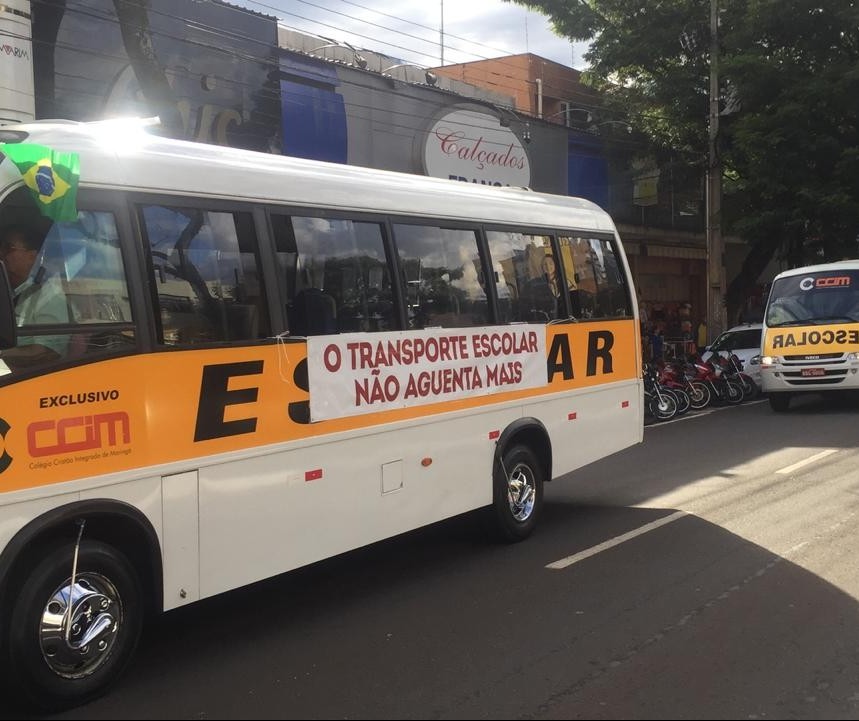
[773,260,859,280]
[1,118,616,234]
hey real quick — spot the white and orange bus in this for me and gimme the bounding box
[0,118,642,709]
[761,260,859,410]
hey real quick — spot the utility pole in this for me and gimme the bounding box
[706,0,726,342]
[440,1,444,66]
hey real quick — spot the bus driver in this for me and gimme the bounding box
[0,225,69,369]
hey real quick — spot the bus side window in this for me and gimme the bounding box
[559,235,631,320]
[140,205,271,345]
[393,224,489,330]
[271,214,395,336]
[485,230,560,323]
[57,212,136,356]
[0,198,136,374]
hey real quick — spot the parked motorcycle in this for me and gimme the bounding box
[643,364,679,421]
[687,354,744,406]
[659,360,711,410]
[712,351,760,401]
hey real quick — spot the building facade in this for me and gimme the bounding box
[276,29,567,193]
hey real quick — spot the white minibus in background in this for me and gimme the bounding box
[0,118,642,709]
[761,260,859,410]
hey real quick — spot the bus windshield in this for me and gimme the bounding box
[766,270,859,327]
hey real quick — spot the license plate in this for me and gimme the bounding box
[801,368,826,377]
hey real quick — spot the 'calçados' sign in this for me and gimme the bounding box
[423,109,531,188]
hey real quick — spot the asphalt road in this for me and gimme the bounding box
[25,393,859,719]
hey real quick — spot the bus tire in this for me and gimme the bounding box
[769,393,791,412]
[5,539,143,712]
[491,444,544,542]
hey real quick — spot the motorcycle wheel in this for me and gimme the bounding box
[738,373,760,401]
[723,378,745,405]
[649,391,677,421]
[671,387,691,415]
[687,381,711,409]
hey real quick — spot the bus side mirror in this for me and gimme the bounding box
[0,261,17,350]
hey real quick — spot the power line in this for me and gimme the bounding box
[234,0,585,84]
[17,0,663,146]
[25,0,608,115]
[254,0,552,66]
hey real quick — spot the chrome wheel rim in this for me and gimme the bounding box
[507,461,536,522]
[40,572,122,679]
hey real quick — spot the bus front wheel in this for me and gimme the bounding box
[769,393,792,412]
[4,539,144,711]
[491,444,544,542]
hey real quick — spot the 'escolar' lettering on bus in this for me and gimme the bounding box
[771,329,859,348]
[194,361,263,442]
[547,330,615,382]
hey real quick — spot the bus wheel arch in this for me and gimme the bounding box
[490,419,551,542]
[0,502,162,710]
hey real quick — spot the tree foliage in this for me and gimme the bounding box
[507,0,859,318]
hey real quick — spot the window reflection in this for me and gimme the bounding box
[394,224,488,329]
[486,231,561,323]
[142,206,269,345]
[559,236,630,320]
[0,203,135,375]
[273,215,395,335]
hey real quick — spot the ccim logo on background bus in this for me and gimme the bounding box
[800,276,851,291]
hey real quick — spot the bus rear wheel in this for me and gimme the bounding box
[490,444,544,542]
[4,539,143,712]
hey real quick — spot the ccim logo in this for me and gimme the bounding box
[800,276,851,291]
[0,418,11,474]
[816,276,851,287]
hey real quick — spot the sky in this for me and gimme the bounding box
[235,0,590,70]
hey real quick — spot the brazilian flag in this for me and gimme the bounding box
[0,143,80,222]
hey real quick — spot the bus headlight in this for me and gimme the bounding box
[749,354,761,366]
[760,356,776,366]
[847,352,858,361]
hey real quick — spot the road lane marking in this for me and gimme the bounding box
[546,510,688,570]
[647,399,766,427]
[775,448,838,475]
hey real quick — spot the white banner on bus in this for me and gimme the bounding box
[307,325,546,422]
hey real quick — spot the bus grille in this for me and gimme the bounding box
[783,352,843,361]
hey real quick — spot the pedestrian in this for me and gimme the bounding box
[697,319,708,352]
[650,326,664,362]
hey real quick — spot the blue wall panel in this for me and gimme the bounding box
[280,55,347,164]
